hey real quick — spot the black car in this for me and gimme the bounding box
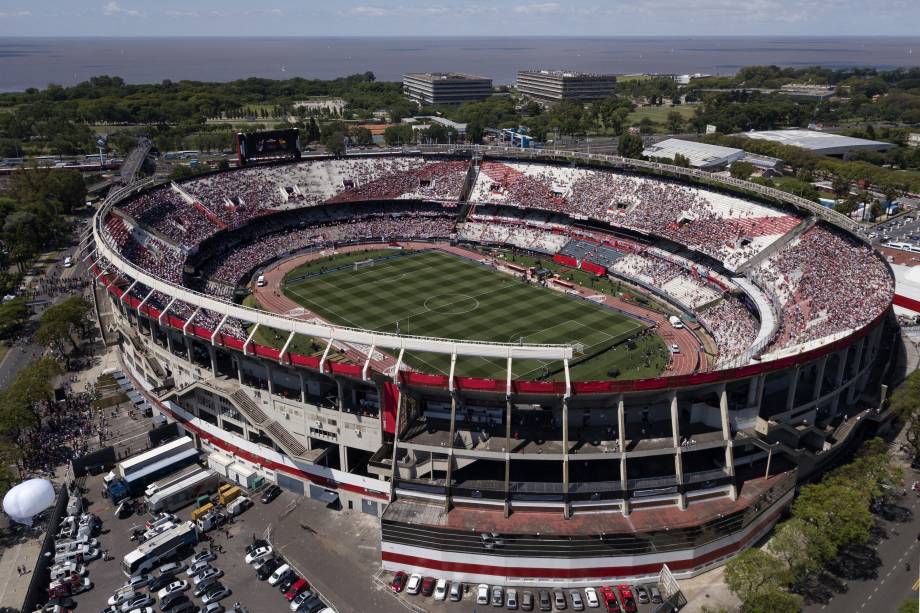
[162,595,193,611]
[149,573,177,592]
[260,485,282,504]
[278,574,300,592]
[257,558,284,581]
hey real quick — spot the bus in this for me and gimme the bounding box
[122,521,198,576]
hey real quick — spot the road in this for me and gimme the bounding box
[804,480,920,612]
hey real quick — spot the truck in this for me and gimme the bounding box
[217,485,242,506]
[191,503,214,522]
[48,575,92,599]
[144,465,207,498]
[145,470,219,513]
[195,509,227,533]
[105,437,200,502]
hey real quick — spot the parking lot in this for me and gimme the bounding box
[871,213,920,250]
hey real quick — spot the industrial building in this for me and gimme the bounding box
[642,138,745,170]
[402,72,493,106]
[740,129,896,157]
[516,70,617,102]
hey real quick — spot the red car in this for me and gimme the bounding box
[285,578,309,601]
[616,585,637,613]
[390,571,408,593]
[420,576,436,597]
[599,586,620,613]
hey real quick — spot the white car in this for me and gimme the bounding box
[584,587,600,608]
[476,583,490,605]
[405,573,422,595]
[268,563,292,586]
[433,578,448,601]
[108,589,138,606]
[244,546,273,565]
[193,566,224,585]
[157,579,189,600]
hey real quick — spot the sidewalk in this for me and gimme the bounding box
[0,535,42,610]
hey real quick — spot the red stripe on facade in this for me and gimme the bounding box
[894,293,920,314]
[381,503,786,580]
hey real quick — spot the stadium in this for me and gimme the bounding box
[86,140,900,589]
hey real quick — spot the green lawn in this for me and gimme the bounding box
[282,249,664,380]
[626,104,697,126]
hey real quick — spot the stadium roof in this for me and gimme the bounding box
[642,138,745,169]
[739,129,896,156]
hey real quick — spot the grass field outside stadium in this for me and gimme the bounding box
[281,249,669,380]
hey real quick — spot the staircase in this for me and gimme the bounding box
[737,216,816,274]
[455,159,482,224]
[229,389,269,425]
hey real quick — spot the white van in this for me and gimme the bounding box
[256,274,266,287]
[668,315,684,329]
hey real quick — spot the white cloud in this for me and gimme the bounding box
[512,2,563,14]
[0,9,32,17]
[346,6,390,17]
[101,1,145,17]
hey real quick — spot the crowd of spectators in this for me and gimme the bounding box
[17,392,98,478]
[330,159,468,204]
[698,296,760,365]
[755,226,894,350]
[120,187,221,247]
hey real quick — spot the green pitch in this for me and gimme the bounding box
[283,249,666,380]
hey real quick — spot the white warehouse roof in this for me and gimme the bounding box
[642,138,745,169]
[740,129,896,156]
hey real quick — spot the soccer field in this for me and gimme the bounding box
[283,249,663,380]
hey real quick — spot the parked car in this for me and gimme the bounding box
[286,578,310,601]
[245,539,268,555]
[260,485,282,504]
[538,589,552,611]
[420,576,436,597]
[119,594,154,612]
[157,580,189,600]
[199,603,225,613]
[615,586,637,613]
[289,590,316,611]
[201,583,231,604]
[123,573,153,590]
[449,581,462,601]
[191,550,217,566]
[162,596,194,612]
[553,590,567,610]
[257,558,284,581]
[434,578,448,601]
[406,574,423,595]
[492,585,505,607]
[149,573,176,592]
[390,571,408,593]
[278,574,300,593]
[521,590,534,611]
[634,586,649,604]
[649,586,662,604]
[269,564,294,586]
[194,578,220,598]
[584,587,599,608]
[108,589,138,607]
[157,561,187,577]
[186,559,211,577]
[571,590,584,611]
[193,567,223,585]
[477,584,490,605]
[244,546,273,565]
[507,588,519,609]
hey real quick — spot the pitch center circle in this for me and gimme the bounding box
[424,294,480,315]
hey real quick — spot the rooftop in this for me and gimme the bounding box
[739,129,897,155]
[519,70,617,79]
[642,138,744,168]
[404,72,491,82]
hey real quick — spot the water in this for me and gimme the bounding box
[0,36,918,92]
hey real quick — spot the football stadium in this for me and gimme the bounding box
[87,139,901,588]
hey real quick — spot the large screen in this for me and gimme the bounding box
[236,129,300,165]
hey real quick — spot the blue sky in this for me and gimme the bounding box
[0,0,918,36]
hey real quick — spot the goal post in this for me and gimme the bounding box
[354,259,375,272]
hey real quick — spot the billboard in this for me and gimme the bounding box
[236,128,300,166]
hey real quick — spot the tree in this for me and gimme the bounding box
[348,126,373,147]
[724,548,789,604]
[0,297,30,339]
[768,518,833,581]
[0,357,61,438]
[383,124,414,147]
[792,479,873,551]
[832,175,851,199]
[730,160,757,180]
[34,298,91,368]
[673,153,690,168]
[741,590,803,613]
[617,131,645,159]
[666,110,685,133]
[320,127,346,155]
